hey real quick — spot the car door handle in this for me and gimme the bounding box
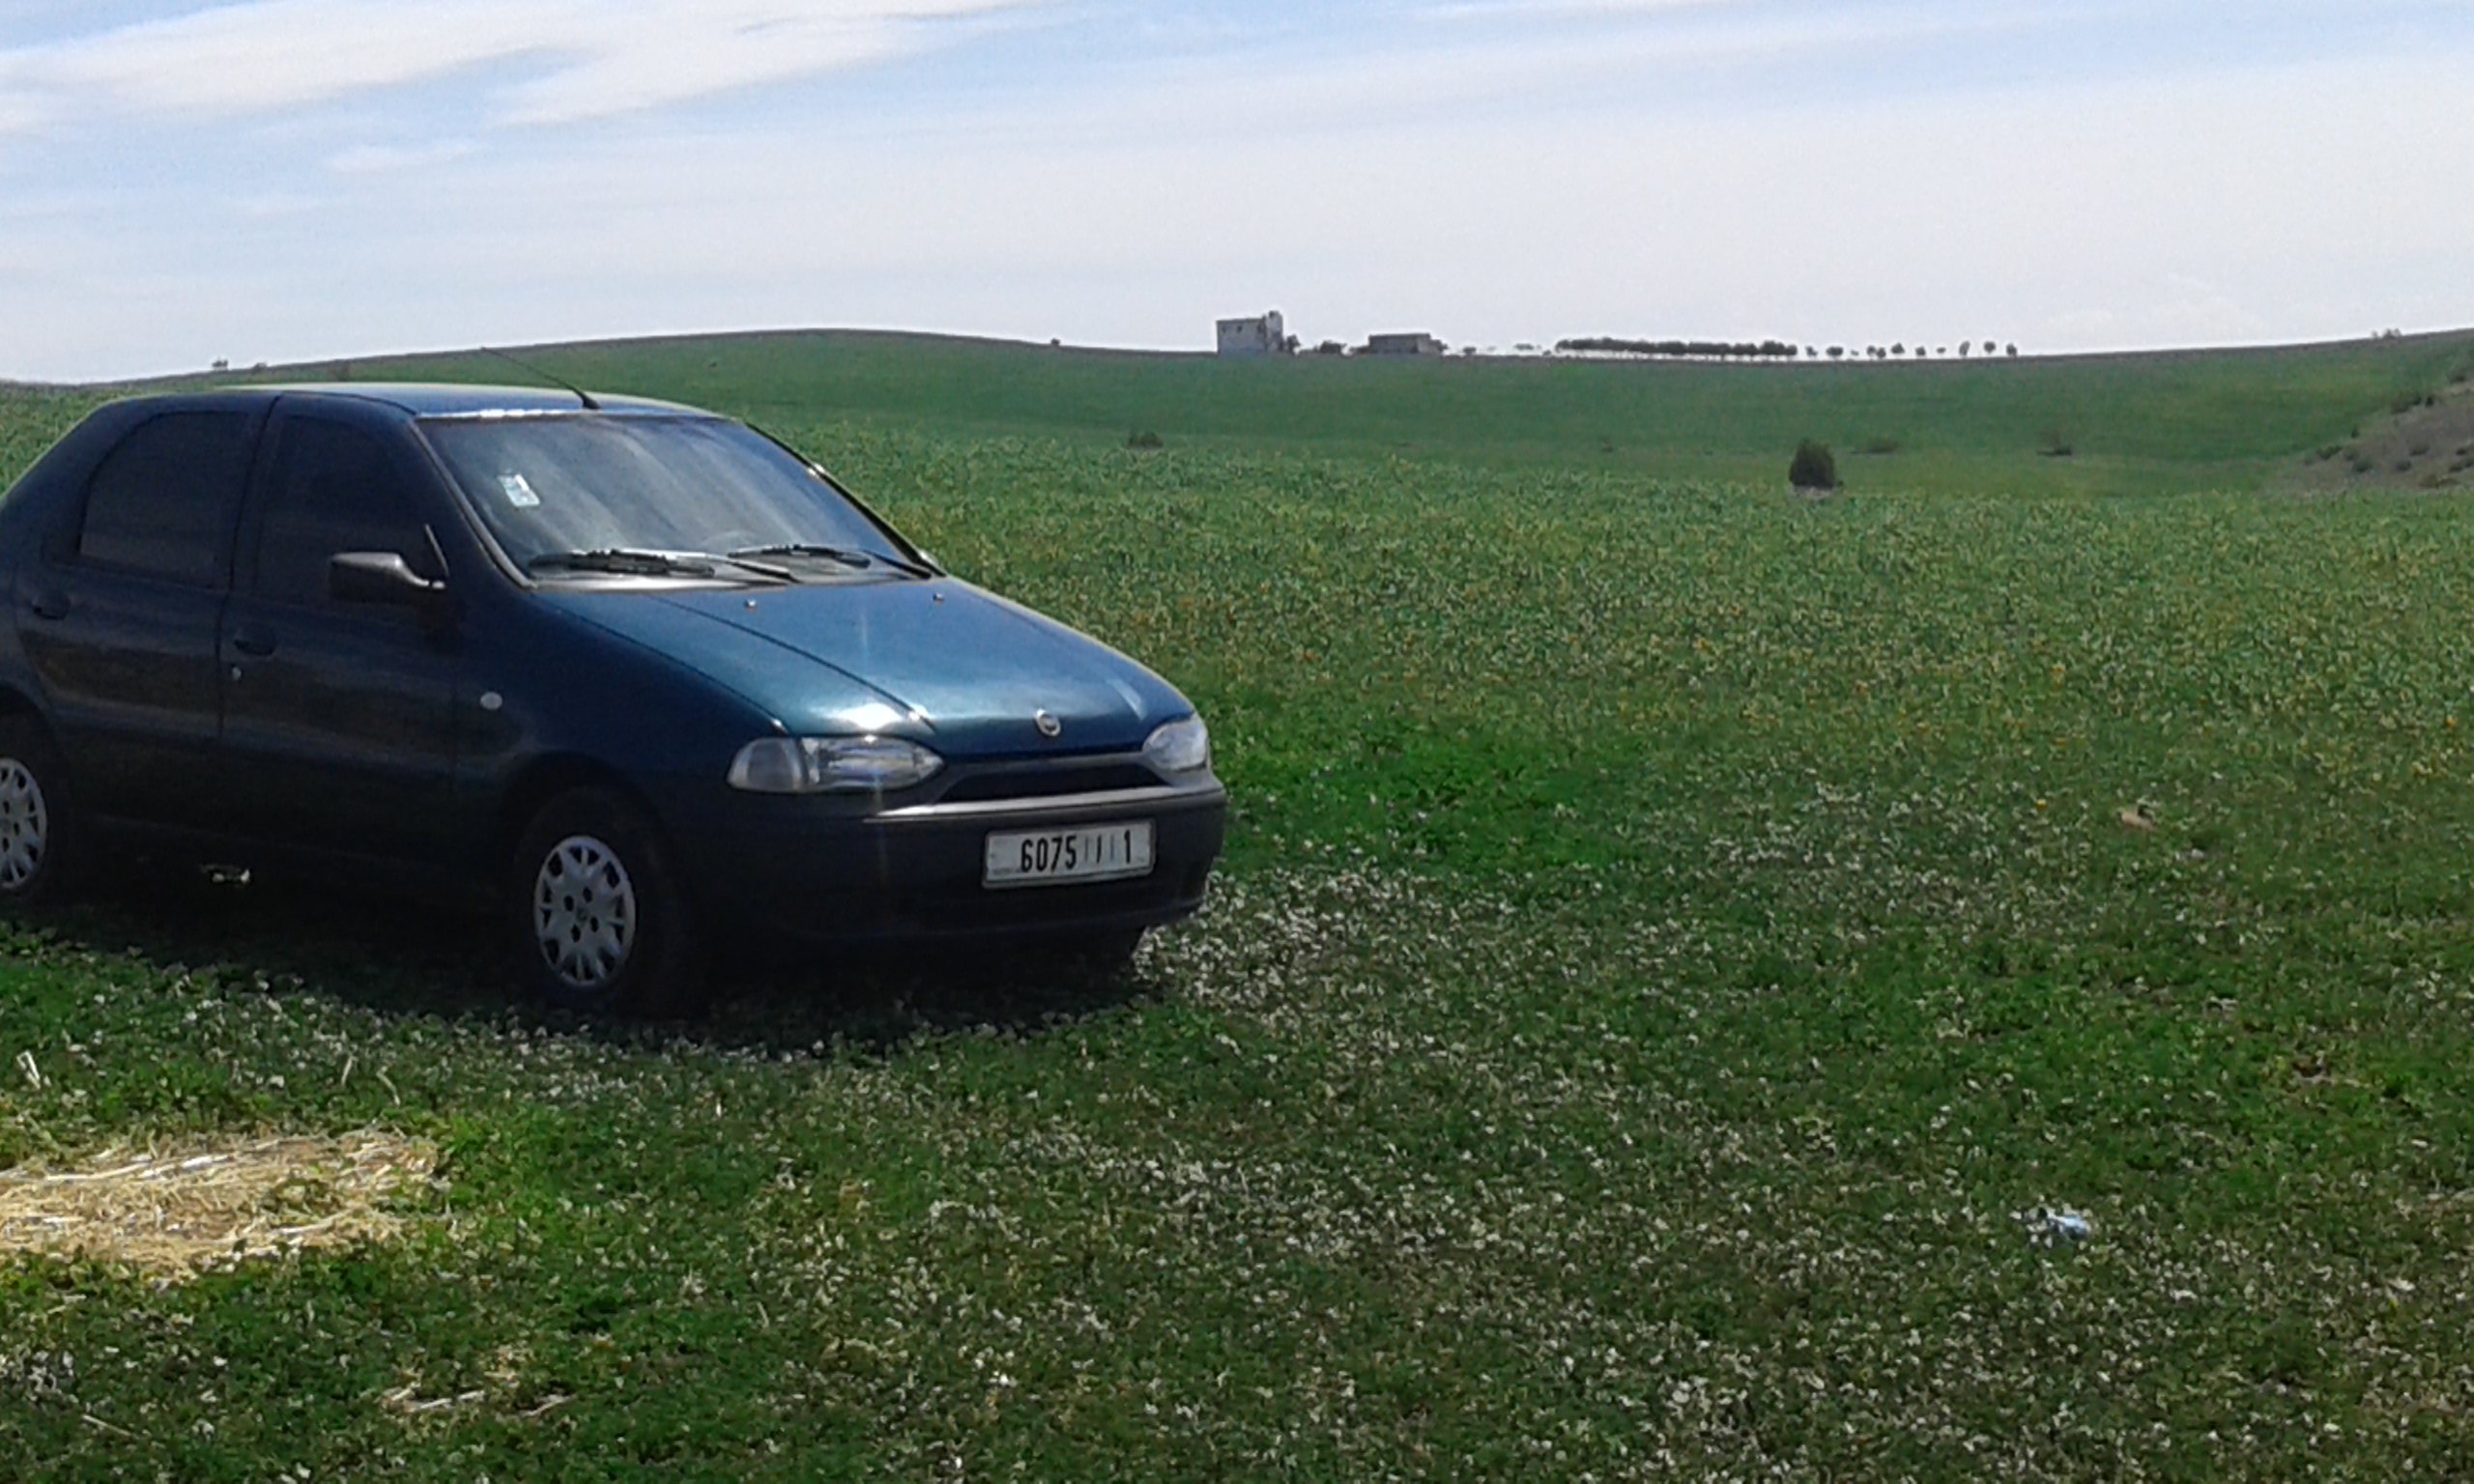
[26,591,69,621]
[231,630,278,658]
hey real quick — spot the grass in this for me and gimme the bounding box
[0,386,108,488]
[115,323,2474,497]
[5,335,2474,1476]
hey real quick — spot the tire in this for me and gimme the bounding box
[507,788,703,1016]
[0,717,83,909]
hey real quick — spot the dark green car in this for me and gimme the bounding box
[0,385,1224,1013]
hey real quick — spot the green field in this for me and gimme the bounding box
[6,333,2474,1478]
[73,322,2474,495]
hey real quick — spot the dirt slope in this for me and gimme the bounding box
[2277,379,2474,493]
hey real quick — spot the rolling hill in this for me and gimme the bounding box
[53,324,2474,499]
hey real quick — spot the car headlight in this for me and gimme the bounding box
[727,735,944,793]
[1142,715,1210,775]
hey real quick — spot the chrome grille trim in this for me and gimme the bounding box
[871,782,1221,824]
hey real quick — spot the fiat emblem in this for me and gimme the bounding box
[1034,708,1062,739]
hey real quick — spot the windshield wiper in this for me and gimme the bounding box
[527,548,793,582]
[730,542,874,568]
[730,543,936,579]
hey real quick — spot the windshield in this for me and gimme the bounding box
[419,414,912,578]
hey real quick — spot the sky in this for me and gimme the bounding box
[1,0,2470,382]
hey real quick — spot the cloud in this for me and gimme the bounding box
[981,2,2076,153]
[326,139,483,175]
[1423,0,1747,16]
[495,3,1011,124]
[0,0,1043,128]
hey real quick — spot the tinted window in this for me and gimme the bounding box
[252,419,436,606]
[77,412,254,586]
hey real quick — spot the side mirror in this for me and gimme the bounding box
[330,552,454,623]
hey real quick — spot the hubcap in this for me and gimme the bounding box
[532,834,637,990]
[0,758,49,892]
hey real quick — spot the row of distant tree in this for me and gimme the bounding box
[1557,337,1801,359]
[1557,338,2021,360]
[1831,340,2022,360]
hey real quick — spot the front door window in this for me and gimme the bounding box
[216,414,461,861]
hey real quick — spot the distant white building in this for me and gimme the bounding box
[1216,311,1287,357]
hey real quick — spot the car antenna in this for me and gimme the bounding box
[478,345,600,411]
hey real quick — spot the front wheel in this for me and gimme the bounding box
[507,789,703,1016]
[0,718,83,908]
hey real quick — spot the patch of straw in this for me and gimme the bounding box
[0,1129,436,1279]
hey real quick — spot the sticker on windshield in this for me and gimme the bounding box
[498,472,541,508]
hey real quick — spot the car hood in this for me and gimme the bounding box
[547,578,1187,756]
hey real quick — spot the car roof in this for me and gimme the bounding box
[258,383,707,417]
[105,384,706,419]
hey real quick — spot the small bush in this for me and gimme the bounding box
[1860,437,1902,455]
[1788,440,1840,492]
[1126,429,1163,449]
[2038,431,2074,458]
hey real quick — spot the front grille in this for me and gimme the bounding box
[935,762,1162,804]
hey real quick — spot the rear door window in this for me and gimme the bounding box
[76,412,255,587]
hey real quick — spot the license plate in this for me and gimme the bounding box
[984,821,1155,888]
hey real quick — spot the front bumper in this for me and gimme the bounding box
[662,771,1227,948]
